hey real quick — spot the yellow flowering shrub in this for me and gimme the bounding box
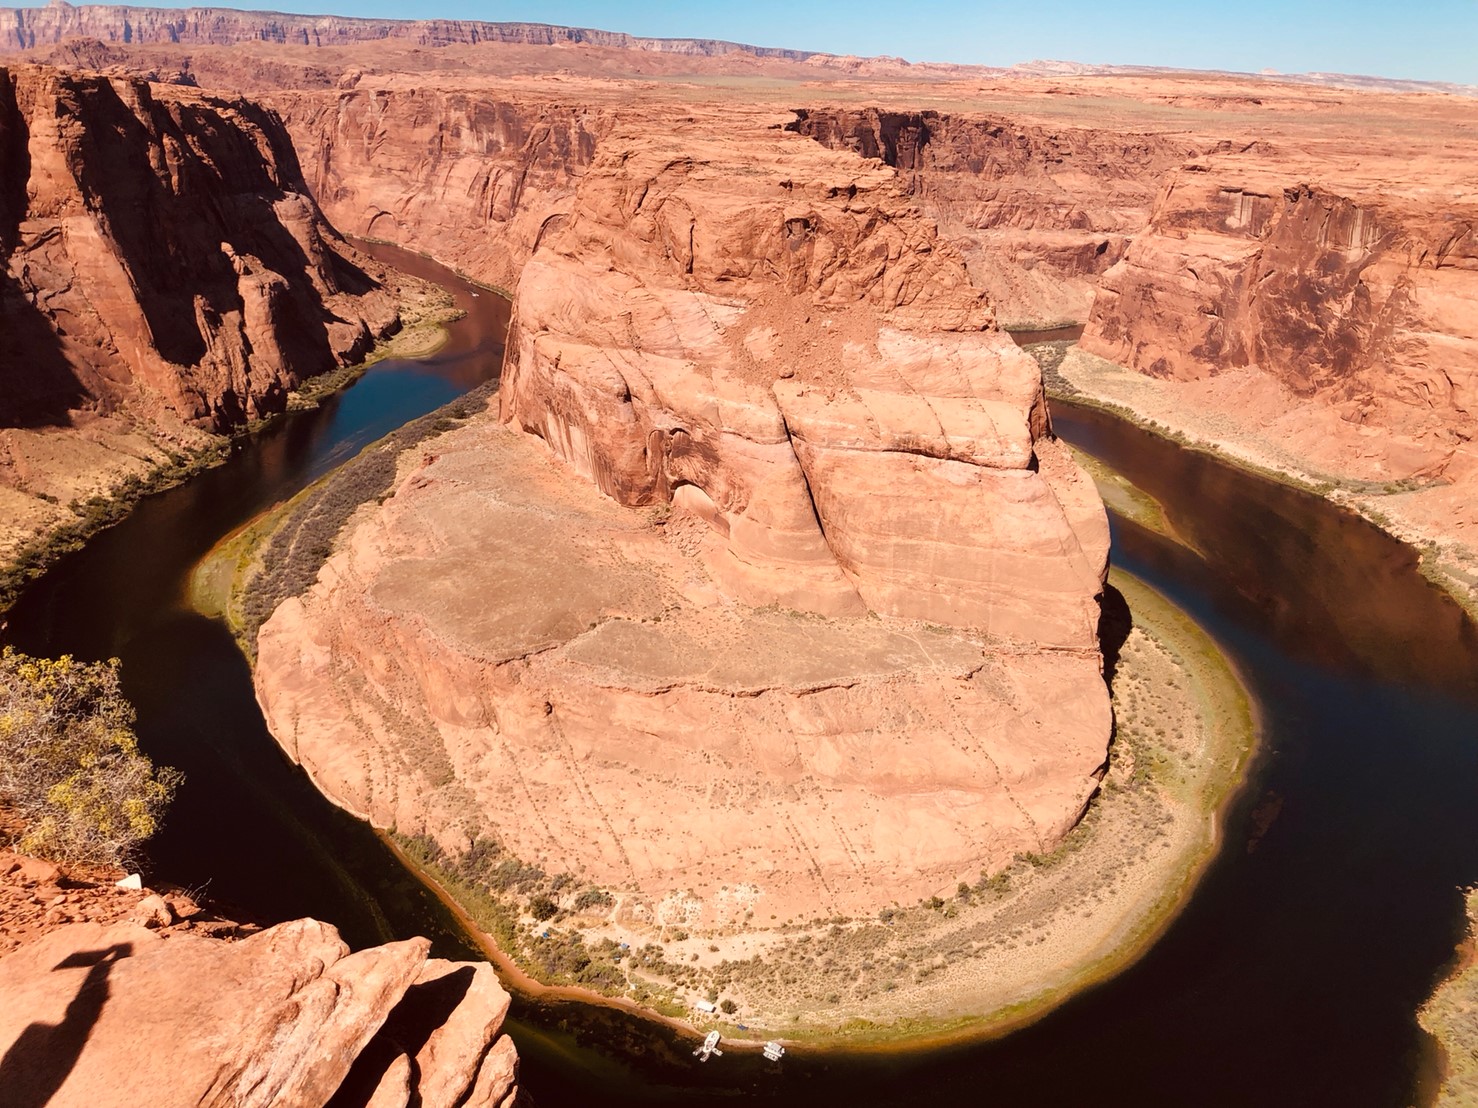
[0,647,181,867]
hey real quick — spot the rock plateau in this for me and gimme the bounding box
[253,108,1113,927]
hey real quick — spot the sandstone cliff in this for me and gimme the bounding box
[0,62,407,575]
[788,107,1198,326]
[1075,142,1478,583]
[253,109,1112,930]
[1083,156,1478,448]
[0,63,399,431]
[271,81,604,293]
[0,914,521,1108]
[501,110,1109,645]
[0,1,813,60]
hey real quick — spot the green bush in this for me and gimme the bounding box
[0,648,181,867]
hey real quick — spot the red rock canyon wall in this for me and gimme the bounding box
[0,62,399,431]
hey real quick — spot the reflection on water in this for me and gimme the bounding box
[1054,402,1478,696]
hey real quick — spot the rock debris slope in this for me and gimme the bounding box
[255,110,1112,928]
[0,916,520,1108]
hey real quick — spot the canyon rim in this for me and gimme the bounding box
[1,5,1475,1101]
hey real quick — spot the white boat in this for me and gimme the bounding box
[693,1030,723,1061]
[763,1040,786,1062]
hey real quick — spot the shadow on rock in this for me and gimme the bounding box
[0,942,132,1108]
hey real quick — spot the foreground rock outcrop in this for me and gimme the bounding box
[0,915,520,1108]
[253,109,1112,930]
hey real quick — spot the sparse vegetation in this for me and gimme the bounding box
[0,442,230,615]
[0,647,181,867]
[222,380,497,651]
[1420,888,1478,1105]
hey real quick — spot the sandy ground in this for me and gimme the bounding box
[1421,889,1478,1106]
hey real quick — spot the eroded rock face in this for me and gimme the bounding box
[1083,156,1478,450]
[787,107,1198,326]
[0,917,520,1108]
[254,110,1112,928]
[0,62,399,431]
[271,83,604,292]
[501,111,1109,647]
[0,3,815,59]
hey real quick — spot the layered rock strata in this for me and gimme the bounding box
[0,2,814,59]
[254,112,1112,928]
[789,107,1198,325]
[271,81,604,292]
[0,63,399,431]
[1084,155,1478,450]
[0,61,404,569]
[0,915,520,1108]
[500,112,1108,646]
[1077,144,1478,570]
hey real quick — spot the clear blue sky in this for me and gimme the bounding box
[51,0,1478,83]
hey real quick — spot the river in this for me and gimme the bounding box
[5,255,1477,1106]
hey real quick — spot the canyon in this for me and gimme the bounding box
[0,0,1474,1065]
[252,105,1115,930]
[0,60,409,580]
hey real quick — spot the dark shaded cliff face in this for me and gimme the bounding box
[0,63,398,431]
[0,3,814,59]
[787,106,1198,324]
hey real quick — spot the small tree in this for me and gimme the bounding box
[0,647,181,867]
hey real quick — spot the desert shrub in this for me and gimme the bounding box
[574,887,613,912]
[529,894,559,921]
[0,648,181,867]
[486,857,545,892]
[719,999,737,1015]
